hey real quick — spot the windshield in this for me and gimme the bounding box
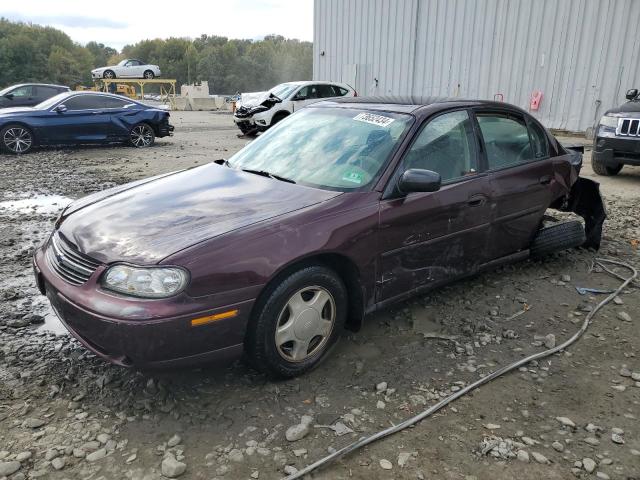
[0,85,15,96]
[35,92,68,110]
[269,83,299,100]
[228,107,413,191]
[117,60,128,66]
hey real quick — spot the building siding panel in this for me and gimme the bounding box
[314,0,640,132]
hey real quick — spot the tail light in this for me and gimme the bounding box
[354,91,358,97]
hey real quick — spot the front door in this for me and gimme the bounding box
[43,95,112,144]
[378,110,492,302]
[474,111,555,260]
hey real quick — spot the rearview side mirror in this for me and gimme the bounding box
[4,93,14,99]
[54,104,67,113]
[626,89,639,101]
[398,169,441,195]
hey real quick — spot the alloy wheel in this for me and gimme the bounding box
[130,125,154,147]
[275,286,336,362]
[3,127,32,153]
[144,71,154,79]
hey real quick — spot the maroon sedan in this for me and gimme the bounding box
[34,97,604,378]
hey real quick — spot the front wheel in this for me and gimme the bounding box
[129,123,155,148]
[244,266,347,378]
[103,70,116,79]
[143,70,155,79]
[591,154,623,176]
[1,125,34,154]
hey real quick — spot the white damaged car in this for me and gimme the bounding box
[91,59,161,80]
[233,81,356,135]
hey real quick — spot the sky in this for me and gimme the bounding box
[2,0,314,50]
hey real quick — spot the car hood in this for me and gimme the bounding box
[237,91,268,108]
[58,163,340,264]
[606,101,640,115]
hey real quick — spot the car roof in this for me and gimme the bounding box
[278,80,350,88]
[7,83,69,89]
[314,96,527,115]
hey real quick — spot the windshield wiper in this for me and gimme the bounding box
[241,168,296,184]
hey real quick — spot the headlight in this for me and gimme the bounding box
[102,265,189,298]
[599,115,619,128]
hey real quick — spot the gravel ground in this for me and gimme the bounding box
[0,111,638,480]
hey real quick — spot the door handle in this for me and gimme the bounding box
[539,175,552,185]
[467,194,487,207]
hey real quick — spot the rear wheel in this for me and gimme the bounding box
[129,123,155,148]
[244,265,347,378]
[591,155,623,176]
[1,124,34,154]
[103,70,116,79]
[143,70,155,79]
[530,220,586,258]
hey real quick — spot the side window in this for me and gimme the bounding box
[36,86,58,99]
[404,110,478,183]
[317,84,335,98]
[64,96,104,110]
[337,86,349,96]
[528,120,549,159]
[477,114,533,169]
[10,86,33,97]
[294,86,309,100]
[100,96,130,108]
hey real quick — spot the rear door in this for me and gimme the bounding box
[474,110,554,260]
[377,109,492,302]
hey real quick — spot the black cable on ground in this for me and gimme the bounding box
[284,258,638,480]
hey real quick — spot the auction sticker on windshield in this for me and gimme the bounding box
[353,112,395,127]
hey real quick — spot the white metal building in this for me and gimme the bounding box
[313,0,640,133]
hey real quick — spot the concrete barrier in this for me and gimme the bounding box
[173,97,191,111]
[190,98,219,111]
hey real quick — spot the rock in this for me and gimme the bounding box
[0,461,21,477]
[582,458,597,473]
[521,436,537,446]
[96,433,111,444]
[251,471,259,479]
[630,449,640,456]
[617,311,631,322]
[544,334,556,349]
[376,382,388,392]
[285,416,313,442]
[379,459,392,470]
[85,448,107,462]
[51,457,65,470]
[484,423,501,430]
[397,452,412,467]
[376,400,386,409]
[15,451,32,462]
[584,437,600,446]
[596,473,610,480]
[283,465,298,475]
[632,372,640,381]
[162,455,186,478]
[516,450,529,463]
[21,418,45,429]
[216,465,229,476]
[167,434,182,448]
[551,441,564,452]
[611,427,624,435]
[611,433,625,444]
[556,416,576,428]
[561,274,571,282]
[531,452,549,464]
[293,449,307,457]
[409,394,427,406]
[228,449,244,462]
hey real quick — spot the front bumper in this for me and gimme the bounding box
[33,245,252,368]
[158,123,174,138]
[593,135,640,166]
[233,116,259,134]
[91,72,103,79]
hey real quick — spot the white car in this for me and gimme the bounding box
[233,81,356,135]
[91,59,161,80]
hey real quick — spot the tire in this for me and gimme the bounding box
[244,265,347,378]
[530,220,586,258]
[143,70,155,79]
[591,154,622,176]
[103,70,116,79]
[129,123,155,148]
[1,124,34,154]
[270,112,289,127]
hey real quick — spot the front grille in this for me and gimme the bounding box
[617,118,640,137]
[46,233,101,285]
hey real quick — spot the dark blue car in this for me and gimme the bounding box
[0,91,174,154]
